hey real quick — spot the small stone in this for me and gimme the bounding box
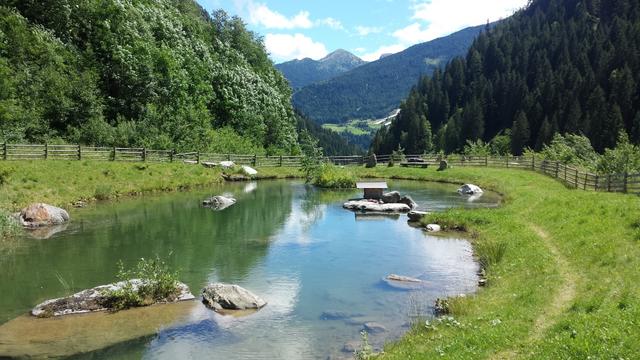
[426,224,441,232]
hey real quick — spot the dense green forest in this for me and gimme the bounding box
[296,113,364,155]
[372,0,640,155]
[0,0,298,154]
[292,24,487,124]
[276,49,366,89]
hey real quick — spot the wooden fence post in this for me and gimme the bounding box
[253,154,257,167]
[169,149,174,163]
[506,156,509,168]
[77,144,82,160]
[1,143,6,160]
[44,143,48,160]
[227,153,231,161]
[279,155,283,167]
[624,172,628,193]
[607,175,611,192]
[196,152,200,164]
[532,154,535,170]
[594,174,599,191]
[112,147,116,161]
[485,155,489,167]
[555,161,560,179]
[142,148,146,162]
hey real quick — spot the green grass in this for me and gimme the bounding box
[0,160,224,211]
[322,119,382,135]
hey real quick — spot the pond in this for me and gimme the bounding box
[0,180,501,359]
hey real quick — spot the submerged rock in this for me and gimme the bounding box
[343,200,411,213]
[202,196,236,210]
[320,310,364,320]
[31,279,194,317]
[407,211,428,222]
[201,283,266,311]
[18,203,69,228]
[363,322,387,334]
[458,184,483,195]
[383,274,425,290]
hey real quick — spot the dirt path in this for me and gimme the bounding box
[491,224,579,359]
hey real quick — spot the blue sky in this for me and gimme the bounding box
[197,0,529,63]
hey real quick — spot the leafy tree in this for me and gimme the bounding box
[597,132,640,175]
[539,133,599,169]
[299,131,324,183]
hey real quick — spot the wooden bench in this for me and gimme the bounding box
[400,162,429,168]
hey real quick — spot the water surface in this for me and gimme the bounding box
[0,180,500,359]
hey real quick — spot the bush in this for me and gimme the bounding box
[476,240,508,270]
[597,132,640,175]
[539,133,599,169]
[0,209,20,239]
[313,164,356,189]
[94,184,112,200]
[101,256,179,311]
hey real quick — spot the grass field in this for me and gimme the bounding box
[322,119,382,135]
[1,162,638,358]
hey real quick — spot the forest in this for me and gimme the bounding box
[372,0,640,157]
[0,0,299,154]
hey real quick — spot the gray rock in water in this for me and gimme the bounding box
[320,310,365,320]
[18,203,69,228]
[383,274,425,290]
[202,196,236,210]
[457,184,483,195]
[381,191,401,203]
[407,211,428,222]
[438,160,449,171]
[31,279,194,317]
[363,322,387,334]
[398,195,418,210]
[343,200,411,213]
[201,283,266,311]
[342,340,361,353]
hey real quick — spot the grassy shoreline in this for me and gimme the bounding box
[1,162,638,358]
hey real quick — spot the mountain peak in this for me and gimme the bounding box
[320,49,362,63]
[276,49,367,89]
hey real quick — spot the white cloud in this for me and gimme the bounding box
[361,44,406,62]
[407,0,527,42]
[265,33,328,61]
[353,47,366,53]
[355,26,383,36]
[248,2,312,29]
[318,17,344,30]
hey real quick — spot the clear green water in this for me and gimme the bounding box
[0,180,500,359]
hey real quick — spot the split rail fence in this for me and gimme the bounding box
[1,143,639,195]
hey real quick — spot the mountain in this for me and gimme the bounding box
[292,24,488,124]
[372,0,640,155]
[0,1,298,154]
[276,49,367,89]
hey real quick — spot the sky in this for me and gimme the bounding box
[196,0,529,63]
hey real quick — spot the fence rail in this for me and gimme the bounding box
[1,143,638,195]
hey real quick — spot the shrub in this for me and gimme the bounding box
[463,139,491,156]
[476,240,508,270]
[299,130,324,182]
[0,169,10,186]
[596,132,640,175]
[101,256,179,311]
[539,133,599,169]
[0,209,20,239]
[94,184,112,200]
[313,164,356,189]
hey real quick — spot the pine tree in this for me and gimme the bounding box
[535,117,553,150]
[511,112,530,155]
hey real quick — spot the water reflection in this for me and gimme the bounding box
[0,180,501,359]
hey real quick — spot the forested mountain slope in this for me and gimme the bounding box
[292,24,487,124]
[0,0,298,154]
[372,0,640,155]
[276,49,367,89]
[296,114,364,156]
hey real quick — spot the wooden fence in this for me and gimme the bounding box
[1,143,638,194]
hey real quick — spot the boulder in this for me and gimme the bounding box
[343,200,410,213]
[201,283,266,311]
[202,196,236,210]
[426,224,441,232]
[220,161,235,168]
[365,154,377,168]
[457,184,483,195]
[381,191,401,203]
[241,165,258,176]
[363,322,387,334]
[407,211,428,222]
[31,279,194,317]
[18,203,69,228]
[438,160,448,171]
[398,195,418,210]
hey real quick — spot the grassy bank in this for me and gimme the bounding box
[1,161,638,358]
